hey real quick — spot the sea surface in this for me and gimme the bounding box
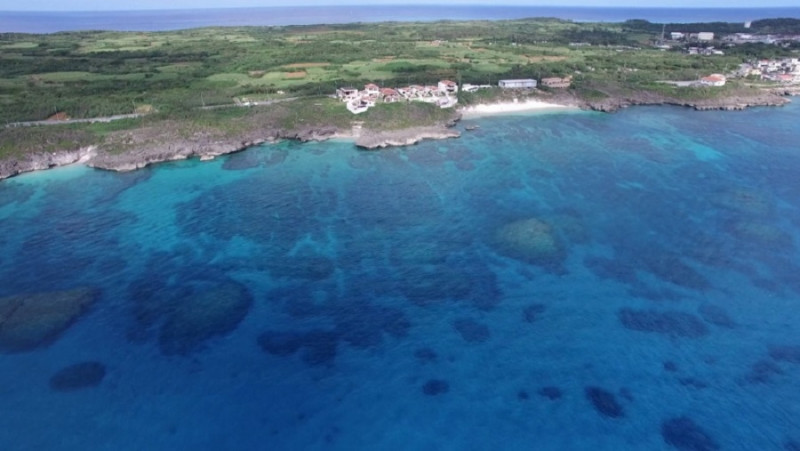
[1,6,800,33]
[1,103,800,450]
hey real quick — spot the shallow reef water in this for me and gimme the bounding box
[1,104,799,450]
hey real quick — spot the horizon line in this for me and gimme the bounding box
[3,4,800,13]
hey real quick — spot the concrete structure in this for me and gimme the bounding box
[541,76,572,89]
[364,83,380,96]
[670,32,685,40]
[498,79,537,89]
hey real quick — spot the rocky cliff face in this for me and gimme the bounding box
[582,91,791,113]
[0,147,95,180]
[87,125,341,172]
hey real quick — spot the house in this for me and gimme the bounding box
[777,74,794,83]
[697,32,715,41]
[499,79,537,89]
[347,98,369,114]
[379,88,401,102]
[438,79,458,94]
[364,83,380,95]
[700,74,726,86]
[336,87,359,100]
[541,76,572,88]
[670,32,685,40]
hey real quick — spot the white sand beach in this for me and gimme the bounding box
[460,99,577,117]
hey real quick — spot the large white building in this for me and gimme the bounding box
[499,79,537,89]
[697,32,715,41]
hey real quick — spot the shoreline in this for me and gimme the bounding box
[459,99,579,117]
[0,92,795,181]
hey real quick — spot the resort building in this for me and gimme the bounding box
[541,76,572,88]
[438,80,459,94]
[364,83,380,96]
[498,79,537,89]
[700,74,726,86]
[336,87,359,100]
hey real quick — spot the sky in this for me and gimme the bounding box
[0,0,796,12]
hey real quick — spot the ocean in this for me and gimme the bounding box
[1,6,800,33]
[1,102,799,450]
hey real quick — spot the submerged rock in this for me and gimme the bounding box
[453,318,490,343]
[745,359,784,384]
[538,386,563,400]
[159,282,252,355]
[585,386,625,418]
[49,361,106,391]
[698,304,736,328]
[661,416,719,451]
[0,288,98,353]
[522,303,546,323]
[618,308,709,338]
[422,379,449,396]
[258,329,339,366]
[768,345,800,364]
[493,218,566,271]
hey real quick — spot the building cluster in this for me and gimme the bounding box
[735,58,800,83]
[336,80,458,114]
[669,32,715,42]
[336,75,572,114]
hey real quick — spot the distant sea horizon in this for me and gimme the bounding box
[2,5,800,33]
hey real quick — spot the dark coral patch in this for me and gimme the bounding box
[222,151,262,170]
[769,345,800,364]
[585,386,624,418]
[158,282,253,355]
[523,304,546,323]
[698,304,736,328]
[618,308,709,338]
[678,378,708,389]
[663,361,679,372]
[538,386,563,400]
[517,390,530,400]
[422,379,449,396]
[258,330,339,366]
[414,347,438,363]
[641,253,710,291]
[453,318,490,343]
[661,416,719,451]
[266,256,335,281]
[49,361,106,391]
[745,359,784,384]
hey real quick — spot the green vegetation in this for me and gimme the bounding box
[0,17,796,159]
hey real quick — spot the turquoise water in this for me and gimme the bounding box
[1,103,799,450]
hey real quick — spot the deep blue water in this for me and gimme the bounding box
[1,103,800,450]
[2,6,800,33]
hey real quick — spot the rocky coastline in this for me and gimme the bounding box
[0,89,795,181]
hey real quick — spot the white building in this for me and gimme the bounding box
[697,32,715,41]
[670,32,685,40]
[499,79,537,89]
[438,80,458,94]
[700,74,726,86]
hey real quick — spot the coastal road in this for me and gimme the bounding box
[5,113,142,128]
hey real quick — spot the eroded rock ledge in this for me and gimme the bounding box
[355,126,461,150]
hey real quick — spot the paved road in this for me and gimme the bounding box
[5,96,302,128]
[5,113,142,128]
